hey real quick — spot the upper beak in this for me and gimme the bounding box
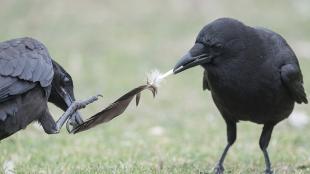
[173,52,196,74]
[173,52,212,74]
[173,44,212,74]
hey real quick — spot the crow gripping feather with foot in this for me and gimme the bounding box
[0,37,100,140]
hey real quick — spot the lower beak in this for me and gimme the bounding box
[173,52,212,74]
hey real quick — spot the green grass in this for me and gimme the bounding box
[0,0,310,173]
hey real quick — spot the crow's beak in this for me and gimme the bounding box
[173,44,212,74]
[173,52,212,74]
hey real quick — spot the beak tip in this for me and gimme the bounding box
[173,52,193,75]
[172,67,181,74]
[172,68,177,74]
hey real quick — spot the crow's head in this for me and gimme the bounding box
[174,18,249,74]
[49,60,82,128]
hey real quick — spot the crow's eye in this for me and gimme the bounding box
[64,77,69,82]
[196,41,211,48]
[196,41,205,45]
[63,77,70,84]
[212,43,223,49]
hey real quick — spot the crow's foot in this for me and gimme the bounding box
[56,94,102,131]
[68,114,83,127]
[71,94,102,110]
[66,94,102,131]
[213,163,224,174]
[264,169,273,174]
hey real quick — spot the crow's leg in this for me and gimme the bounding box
[39,110,58,134]
[259,124,275,174]
[55,95,101,131]
[214,120,237,174]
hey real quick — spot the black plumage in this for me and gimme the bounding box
[173,18,308,174]
[0,37,95,140]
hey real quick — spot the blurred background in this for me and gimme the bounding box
[0,0,309,173]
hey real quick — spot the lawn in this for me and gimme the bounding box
[0,0,310,173]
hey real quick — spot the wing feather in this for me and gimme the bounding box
[281,64,308,104]
[0,37,54,102]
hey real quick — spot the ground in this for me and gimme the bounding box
[0,0,310,173]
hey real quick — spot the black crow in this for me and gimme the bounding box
[173,18,308,174]
[0,37,99,140]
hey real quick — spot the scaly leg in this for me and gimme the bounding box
[259,124,275,174]
[214,120,237,174]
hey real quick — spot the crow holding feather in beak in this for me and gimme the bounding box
[0,37,99,140]
[174,18,308,174]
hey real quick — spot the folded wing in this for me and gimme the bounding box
[0,37,54,102]
[281,63,308,104]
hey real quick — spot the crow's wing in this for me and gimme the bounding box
[281,63,308,104]
[258,28,308,104]
[203,70,210,90]
[0,37,54,102]
[0,76,36,102]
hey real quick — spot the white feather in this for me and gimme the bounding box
[147,69,173,87]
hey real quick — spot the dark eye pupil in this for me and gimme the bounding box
[214,43,223,49]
